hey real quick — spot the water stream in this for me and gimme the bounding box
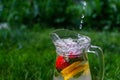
[79,0,86,29]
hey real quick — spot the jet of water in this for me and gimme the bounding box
[79,0,87,29]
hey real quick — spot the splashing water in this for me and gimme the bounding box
[79,0,87,29]
[53,33,90,56]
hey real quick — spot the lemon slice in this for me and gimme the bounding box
[61,61,89,80]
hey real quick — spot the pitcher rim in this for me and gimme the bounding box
[50,29,91,44]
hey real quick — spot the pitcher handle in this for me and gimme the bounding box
[87,45,104,80]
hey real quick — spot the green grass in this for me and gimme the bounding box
[0,27,120,80]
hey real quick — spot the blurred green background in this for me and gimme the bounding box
[0,0,120,80]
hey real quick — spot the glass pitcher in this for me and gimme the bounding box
[50,29,104,80]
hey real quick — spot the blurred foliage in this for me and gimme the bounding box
[0,0,120,30]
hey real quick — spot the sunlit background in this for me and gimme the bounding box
[0,0,120,80]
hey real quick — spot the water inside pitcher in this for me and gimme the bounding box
[50,29,104,80]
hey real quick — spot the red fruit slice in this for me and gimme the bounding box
[68,52,79,59]
[69,55,79,59]
[56,56,70,71]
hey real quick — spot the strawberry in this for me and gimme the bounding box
[55,55,70,71]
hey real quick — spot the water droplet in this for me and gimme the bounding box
[79,19,83,29]
[79,0,87,30]
[81,20,83,24]
[82,1,86,11]
[82,1,87,6]
[81,15,84,19]
[83,6,86,10]
[79,24,82,29]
